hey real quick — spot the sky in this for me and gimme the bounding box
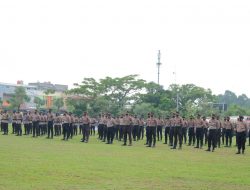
[0,0,250,96]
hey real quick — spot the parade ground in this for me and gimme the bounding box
[0,134,250,190]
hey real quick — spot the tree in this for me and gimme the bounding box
[9,87,30,110]
[53,97,64,111]
[44,89,56,95]
[34,97,45,110]
[67,75,146,115]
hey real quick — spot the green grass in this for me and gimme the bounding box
[0,130,250,190]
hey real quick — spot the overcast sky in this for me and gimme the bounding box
[0,0,250,96]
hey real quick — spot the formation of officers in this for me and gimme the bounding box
[0,109,249,154]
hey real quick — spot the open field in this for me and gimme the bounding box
[0,132,250,190]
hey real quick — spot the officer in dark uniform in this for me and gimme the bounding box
[1,110,9,135]
[235,115,247,154]
[47,109,54,139]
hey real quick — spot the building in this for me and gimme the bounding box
[0,81,68,110]
[28,82,68,92]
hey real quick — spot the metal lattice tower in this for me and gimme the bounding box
[156,50,162,85]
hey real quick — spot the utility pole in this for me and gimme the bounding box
[156,50,161,85]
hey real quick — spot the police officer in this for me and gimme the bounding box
[172,111,183,149]
[47,109,54,139]
[202,116,208,145]
[206,114,219,152]
[15,110,22,136]
[194,114,204,149]
[146,113,157,147]
[224,116,233,147]
[12,110,17,134]
[106,114,115,144]
[1,110,9,135]
[32,110,39,137]
[169,113,175,146]
[61,112,70,141]
[182,116,188,144]
[54,113,61,136]
[235,115,247,154]
[157,116,163,141]
[164,116,170,144]
[188,116,195,146]
[122,112,132,146]
[81,112,90,143]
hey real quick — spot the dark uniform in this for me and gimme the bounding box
[146,114,157,147]
[188,116,195,146]
[106,115,115,144]
[235,116,247,154]
[172,112,183,149]
[224,117,233,147]
[194,115,204,149]
[15,111,22,136]
[81,112,90,143]
[182,117,188,144]
[1,111,9,135]
[32,111,40,137]
[156,117,163,141]
[62,113,70,141]
[206,114,219,152]
[122,113,132,146]
[164,117,170,144]
[47,111,54,139]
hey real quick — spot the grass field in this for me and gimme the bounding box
[0,132,250,190]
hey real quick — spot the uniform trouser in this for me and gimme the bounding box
[0,123,2,131]
[107,127,115,143]
[182,128,187,144]
[188,127,195,145]
[28,123,32,134]
[39,125,44,135]
[119,125,123,140]
[173,126,182,148]
[16,123,22,136]
[90,125,95,135]
[140,126,144,139]
[82,124,90,142]
[98,124,104,139]
[123,125,132,145]
[164,127,170,143]
[68,123,73,138]
[132,125,139,141]
[196,128,203,147]
[24,124,29,135]
[47,121,53,138]
[79,125,83,135]
[208,129,217,150]
[222,128,226,145]
[103,125,108,141]
[62,123,69,140]
[225,129,232,146]
[236,132,246,151]
[12,123,16,134]
[73,125,78,135]
[249,130,250,145]
[217,129,222,148]
[54,125,60,136]
[2,123,8,134]
[169,127,174,145]
[114,125,119,139]
[157,126,162,141]
[32,122,38,137]
[148,126,156,146]
[145,126,149,144]
[203,128,208,144]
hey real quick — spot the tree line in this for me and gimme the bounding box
[4,75,250,117]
